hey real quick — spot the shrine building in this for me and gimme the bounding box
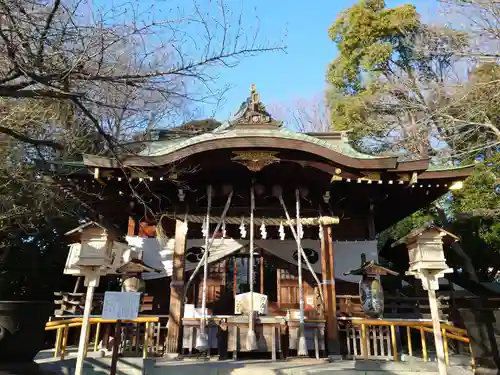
[43,86,473,357]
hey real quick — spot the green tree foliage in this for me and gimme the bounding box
[452,155,500,260]
[377,209,435,251]
[377,158,500,282]
[328,0,419,93]
[329,0,500,282]
[0,218,76,300]
[327,0,466,157]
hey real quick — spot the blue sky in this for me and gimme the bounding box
[199,0,438,120]
[92,0,439,122]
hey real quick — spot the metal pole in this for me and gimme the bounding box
[198,185,212,349]
[246,184,258,350]
[295,188,307,356]
[73,276,82,293]
[249,184,255,316]
[183,190,233,300]
[110,320,122,375]
[75,273,98,375]
[277,195,324,305]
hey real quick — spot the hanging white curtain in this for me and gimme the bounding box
[131,236,378,283]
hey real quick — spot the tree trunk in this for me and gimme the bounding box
[434,203,478,282]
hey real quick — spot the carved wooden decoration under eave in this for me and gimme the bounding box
[360,172,381,181]
[232,151,280,172]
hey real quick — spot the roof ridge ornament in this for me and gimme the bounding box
[251,84,260,111]
[231,84,281,129]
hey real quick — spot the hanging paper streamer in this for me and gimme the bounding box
[279,221,285,240]
[260,220,267,239]
[222,220,227,239]
[201,217,208,238]
[318,223,323,241]
[359,277,384,318]
[239,217,247,239]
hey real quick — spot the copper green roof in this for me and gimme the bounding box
[139,127,381,160]
[38,86,475,180]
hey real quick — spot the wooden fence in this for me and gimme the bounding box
[338,317,474,371]
[337,295,450,321]
[46,317,164,360]
[54,292,153,316]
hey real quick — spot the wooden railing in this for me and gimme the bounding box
[339,317,474,371]
[54,292,154,316]
[45,316,162,360]
[44,314,474,370]
[337,295,450,320]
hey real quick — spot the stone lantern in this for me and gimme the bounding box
[392,224,458,375]
[64,221,125,375]
[65,221,117,270]
[344,253,399,318]
[117,258,161,293]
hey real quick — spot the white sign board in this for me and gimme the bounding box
[102,292,141,320]
[234,292,268,315]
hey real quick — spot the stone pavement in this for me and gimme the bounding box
[35,351,474,375]
[151,358,473,375]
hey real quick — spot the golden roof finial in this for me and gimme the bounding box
[250,84,259,110]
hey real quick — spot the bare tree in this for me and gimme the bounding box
[440,0,500,59]
[267,94,331,132]
[0,0,283,235]
[0,0,282,153]
[428,0,500,159]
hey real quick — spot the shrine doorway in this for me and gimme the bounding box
[226,250,278,305]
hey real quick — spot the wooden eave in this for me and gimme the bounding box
[389,159,431,172]
[81,136,399,170]
[79,145,474,183]
[418,166,475,179]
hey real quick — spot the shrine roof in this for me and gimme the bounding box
[40,85,475,180]
[135,127,378,160]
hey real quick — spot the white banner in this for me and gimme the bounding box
[126,236,378,282]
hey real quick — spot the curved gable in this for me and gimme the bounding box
[83,129,400,170]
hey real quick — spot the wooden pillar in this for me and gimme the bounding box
[165,219,187,354]
[320,225,341,357]
[128,216,138,236]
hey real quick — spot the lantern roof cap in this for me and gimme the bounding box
[64,221,108,236]
[391,223,459,248]
[344,258,399,277]
[115,258,162,275]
